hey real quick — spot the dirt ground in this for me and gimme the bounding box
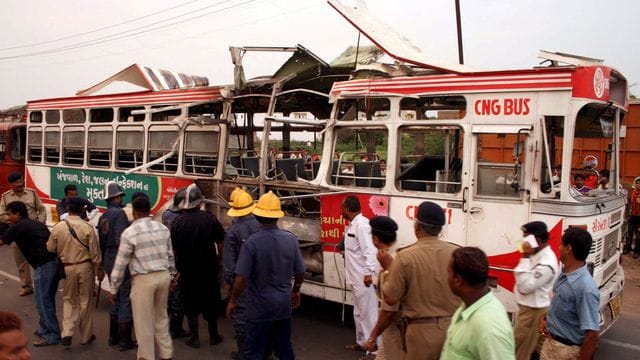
[621,252,640,314]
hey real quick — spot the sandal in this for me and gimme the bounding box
[33,338,58,347]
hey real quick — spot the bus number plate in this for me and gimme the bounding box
[609,295,622,320]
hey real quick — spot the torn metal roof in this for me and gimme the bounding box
[328,0,478,74]
[76,64,209,96]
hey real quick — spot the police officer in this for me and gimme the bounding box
[47,197,103,348]
[0,171,46,296]
[382,201,459,360]
[97,181,135,351]
[223,188,261,359]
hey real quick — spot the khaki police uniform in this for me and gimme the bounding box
[383,236,460,360]
[47,215,102,344]
[0,188,46,293]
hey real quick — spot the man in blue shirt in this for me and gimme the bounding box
[97,181,135,350]
[539,228,600,359]
[226,191,305,360]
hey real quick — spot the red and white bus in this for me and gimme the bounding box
[24,1,626,334]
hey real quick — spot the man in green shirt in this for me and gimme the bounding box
[441,247,515,360]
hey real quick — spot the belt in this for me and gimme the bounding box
[550,332,580,346]
[406,316,451,324]
[63,259,91,267]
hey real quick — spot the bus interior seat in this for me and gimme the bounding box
[354,161,384,188]
[398,156,445,191]
[242,157,260,178]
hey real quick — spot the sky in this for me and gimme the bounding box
[0,0,639,109]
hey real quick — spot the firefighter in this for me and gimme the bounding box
[170,184,225,348]
[223,188,261,359]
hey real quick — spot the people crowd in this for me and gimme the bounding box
[5,167,639,360]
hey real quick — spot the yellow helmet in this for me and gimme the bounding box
[229,187,243,204]
[252,191,284,219]
[227,189,256,217]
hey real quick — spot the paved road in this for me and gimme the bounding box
[1,244,639,359]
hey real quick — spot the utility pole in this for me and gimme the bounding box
[455,0,464,64]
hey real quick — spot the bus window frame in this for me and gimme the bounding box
[115,125,145,170]
[62,126,85,167]
[27,127,42,163]
[87,125,113,168]
[147,124,180,174]
[182,124,221,176]
[44,127,60,165]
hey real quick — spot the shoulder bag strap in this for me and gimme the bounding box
[64,220,89,251]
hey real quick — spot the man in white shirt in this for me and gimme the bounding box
[513,221,558,360]
[341,195,378,357]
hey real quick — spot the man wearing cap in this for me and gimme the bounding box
[109,196,175,360]
[513,221,558,360]
[0,171,46,296]
[96,181,135,350]
[340,195,378,355]
[171,184,225,348]
[223,188,261,359]
[382,201,459,360]
[227,191,305,359]
[47,197,103,348]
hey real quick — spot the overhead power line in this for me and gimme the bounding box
[0,0,257,60]
[0,0,202,51]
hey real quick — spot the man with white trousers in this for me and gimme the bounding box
[341,195,378,357]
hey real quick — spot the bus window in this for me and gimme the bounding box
[148,127,178,173]
[44,129,60,164]
[9,126,25,161]
[397,126,463,193]
[90,108,114,123]
[45,110,60,124]
[62,129,85,166]
[188,102,222,118]
[88,128,112,168]
[540,116,564,195]
[116,127,144,169]
[399,96,467,120]
[476,132,528,198]
[28,128,42,162]
[63,109,85,124]
[183,128,219,176]
[118,107,146,122]
[151,107,181,122]
[336,98,390,121]
[30,111,43,123]
[330,127,386,188]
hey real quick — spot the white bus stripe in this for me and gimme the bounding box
[0,269,20,282]
[601,338,640,352]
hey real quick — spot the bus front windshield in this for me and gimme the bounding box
[569,103,621,198]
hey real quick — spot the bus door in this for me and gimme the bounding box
[466,125,532,294]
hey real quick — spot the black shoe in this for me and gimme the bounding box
[186,338,201,349]
[623,248,631,255]
[61,336,72,348]
[108,315,119,346]
[209,335,223,346]
[633,253,640,259]
[118,322,136,351]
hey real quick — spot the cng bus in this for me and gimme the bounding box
[24,0,626,334]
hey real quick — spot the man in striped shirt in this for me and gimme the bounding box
[110,196,175,360]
